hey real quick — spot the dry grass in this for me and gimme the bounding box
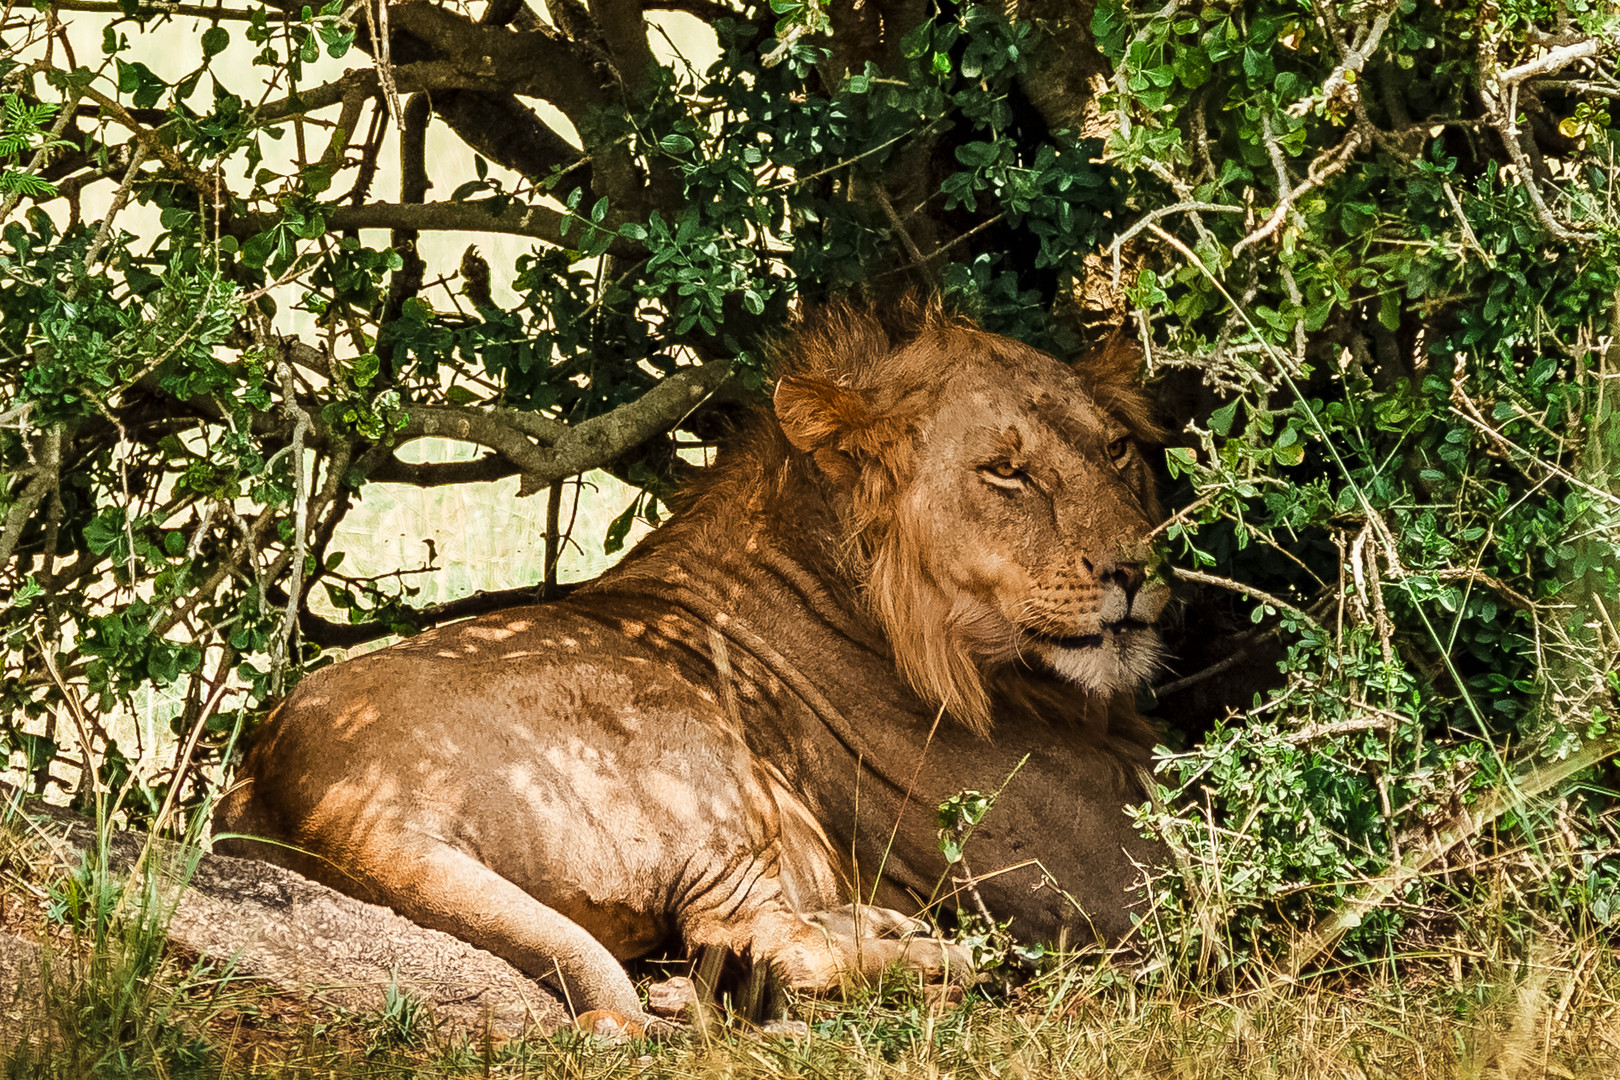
[4,820,1617,1080]
[101,952,1620,1078]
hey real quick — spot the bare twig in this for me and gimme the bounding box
[363,0,404,129]
[74,82,219,204]
[1290,0,1399,119]
[1108,202,1243,284]
[1232,128,1364,257]
[1498,38,1605,85]
[1439,180,1493,265]
[1175,567,1324,630]
[870,181,937,287]
[81,143,149,269]
[1451,362,1620,507]
[1479,32,1611,241]
[1151,651,1247,701]
[268,362,313,696]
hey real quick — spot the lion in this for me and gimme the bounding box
[214,303,1168,1027]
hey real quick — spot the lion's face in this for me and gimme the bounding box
[774,311,1166,733]
[901,336,1166,697]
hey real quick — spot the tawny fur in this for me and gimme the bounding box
[216,303,1168,1025]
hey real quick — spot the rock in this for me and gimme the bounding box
[0,930,42,988]
[0,930,45,1045]
[0,787,568,1039]
[646,975,698,1018]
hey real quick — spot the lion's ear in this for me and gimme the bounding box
[774,375,876,455]
[1074,330,1163,443]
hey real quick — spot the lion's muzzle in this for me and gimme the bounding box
[1026,571,1168,693]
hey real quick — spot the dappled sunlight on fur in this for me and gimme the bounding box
[216,300,1171,1033]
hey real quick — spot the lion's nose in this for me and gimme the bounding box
[1081,556,1146,606]
[1101,562,1144,602]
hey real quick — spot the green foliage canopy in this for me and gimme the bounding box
[0,0,1616,969]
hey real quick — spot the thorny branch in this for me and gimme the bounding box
[1479,31,1616,242]
[1231,127,1364,258]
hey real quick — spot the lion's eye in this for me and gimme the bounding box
[981,461,1027,487]
[1107,437,1131,463]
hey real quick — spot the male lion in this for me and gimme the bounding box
[215,304,1168,1025]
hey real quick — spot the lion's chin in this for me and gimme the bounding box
[1034,627,1162,694]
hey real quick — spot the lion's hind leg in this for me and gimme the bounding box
[378,842,653,1025]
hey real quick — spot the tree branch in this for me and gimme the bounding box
[431,90,592,192]
[1232,128,1364,257]
[1498,38,1605,84]
[142,335,725,500]
[243,199,631,255]
[74,83,217,205]
[397,359,732,496]
[647,0,749,22]
[277,581,576,648]
[381,94,431,382]
[387,2,611,120]
[0,431,59,568]
[367,454,523,486]
[250,0,660,216]
[48,0,294,19]
[1479,32,1609,241]
[1012,0,1111,136]
[589,0,658,104]
[1174,567,1324,630]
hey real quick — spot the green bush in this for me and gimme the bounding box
[0,0,1614,977]
[1100,0,1620,969]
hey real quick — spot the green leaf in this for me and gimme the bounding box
[1090,0,1127,61]
[1173,44,1209,88]
[658,133,694,154]
[1209,399,1241,436]
[201,25,229,57]
[1378,291,1401,332]
[604,501,638,555]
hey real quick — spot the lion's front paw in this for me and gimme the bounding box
[803,903,929,941]
[767,913,976,992]
[894,936,975,983]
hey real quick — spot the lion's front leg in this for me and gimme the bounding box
[687,901,972,996]
[778,906,974,991]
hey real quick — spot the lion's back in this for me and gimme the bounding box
[213,598,752,885]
